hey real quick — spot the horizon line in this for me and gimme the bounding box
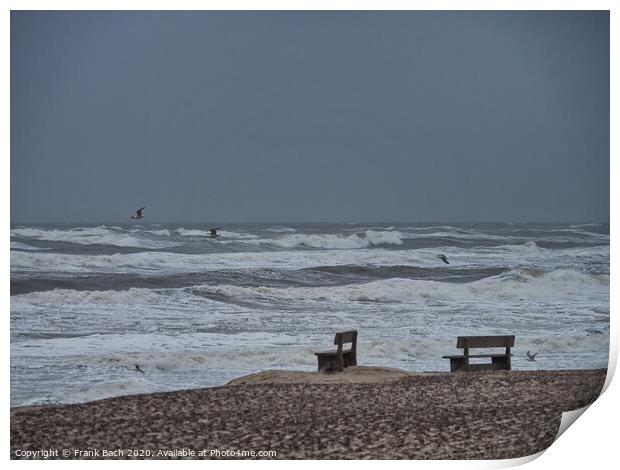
[9,220,611,225]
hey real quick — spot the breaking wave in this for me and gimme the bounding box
[250,230,404,249]
[192,269,609,305]
[11,242,608,276]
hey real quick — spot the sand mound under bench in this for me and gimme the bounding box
[226,366,418,385]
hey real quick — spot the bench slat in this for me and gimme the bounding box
[335,330,357,344]
[456,335,515,348]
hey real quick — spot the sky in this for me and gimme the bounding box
[10,11,609,223]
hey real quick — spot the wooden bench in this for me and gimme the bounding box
[314,330,358,372]
[443,335,515,372]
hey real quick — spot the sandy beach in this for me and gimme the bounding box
[11,367,606,460]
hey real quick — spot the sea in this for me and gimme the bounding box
[10,222,610,406]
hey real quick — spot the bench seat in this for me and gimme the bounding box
[442,354,510,359]
[315,349,354,356]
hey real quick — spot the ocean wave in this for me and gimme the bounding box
[11,242,609,276]
[12,268,607,314]
[249,230,404,249]
[402,229,506,241]
[11,223,609,255]
[191,269,609,305]
[10,287,176,311]
[10,241,51,251]
[130,228,172,236]
[398,225,609,244]
[11,226,178,249]
[493,240,545,254]
[569,223,603,228]
[403,225,462,231]
[264,226,297,233]
[174,227,257,239]
[174,228,211,237]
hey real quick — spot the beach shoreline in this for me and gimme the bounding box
[11,367,606,459]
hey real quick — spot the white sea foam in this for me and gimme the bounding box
[217,230,259,239]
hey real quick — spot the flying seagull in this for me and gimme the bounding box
[134,364,145,374]
[209,227,220,238]
[437,254,450,264]
[526,351,538,362]
[131,207,145,220]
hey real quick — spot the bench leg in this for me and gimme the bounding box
[342,351,357,368]
[492,356,510,370]
[317,356,340,372]
[317,351,353,372]
[349,351,357,367]
[335,352,344,372]
[450,358,466,372]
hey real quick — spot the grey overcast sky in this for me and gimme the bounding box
[11,11,609,223]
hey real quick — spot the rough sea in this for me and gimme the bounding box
[10,222,610,406]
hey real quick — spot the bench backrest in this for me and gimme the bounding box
[334,330,358,351]
[456,335,515,349]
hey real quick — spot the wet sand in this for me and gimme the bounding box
[11,367,606,460]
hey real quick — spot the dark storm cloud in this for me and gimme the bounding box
[11,11,609,223]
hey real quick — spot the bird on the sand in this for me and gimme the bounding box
[134,364,145,374]
[437,254,450,264]
[209,227,220,238]
[131,207,145,220]
[526,351,538,361]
